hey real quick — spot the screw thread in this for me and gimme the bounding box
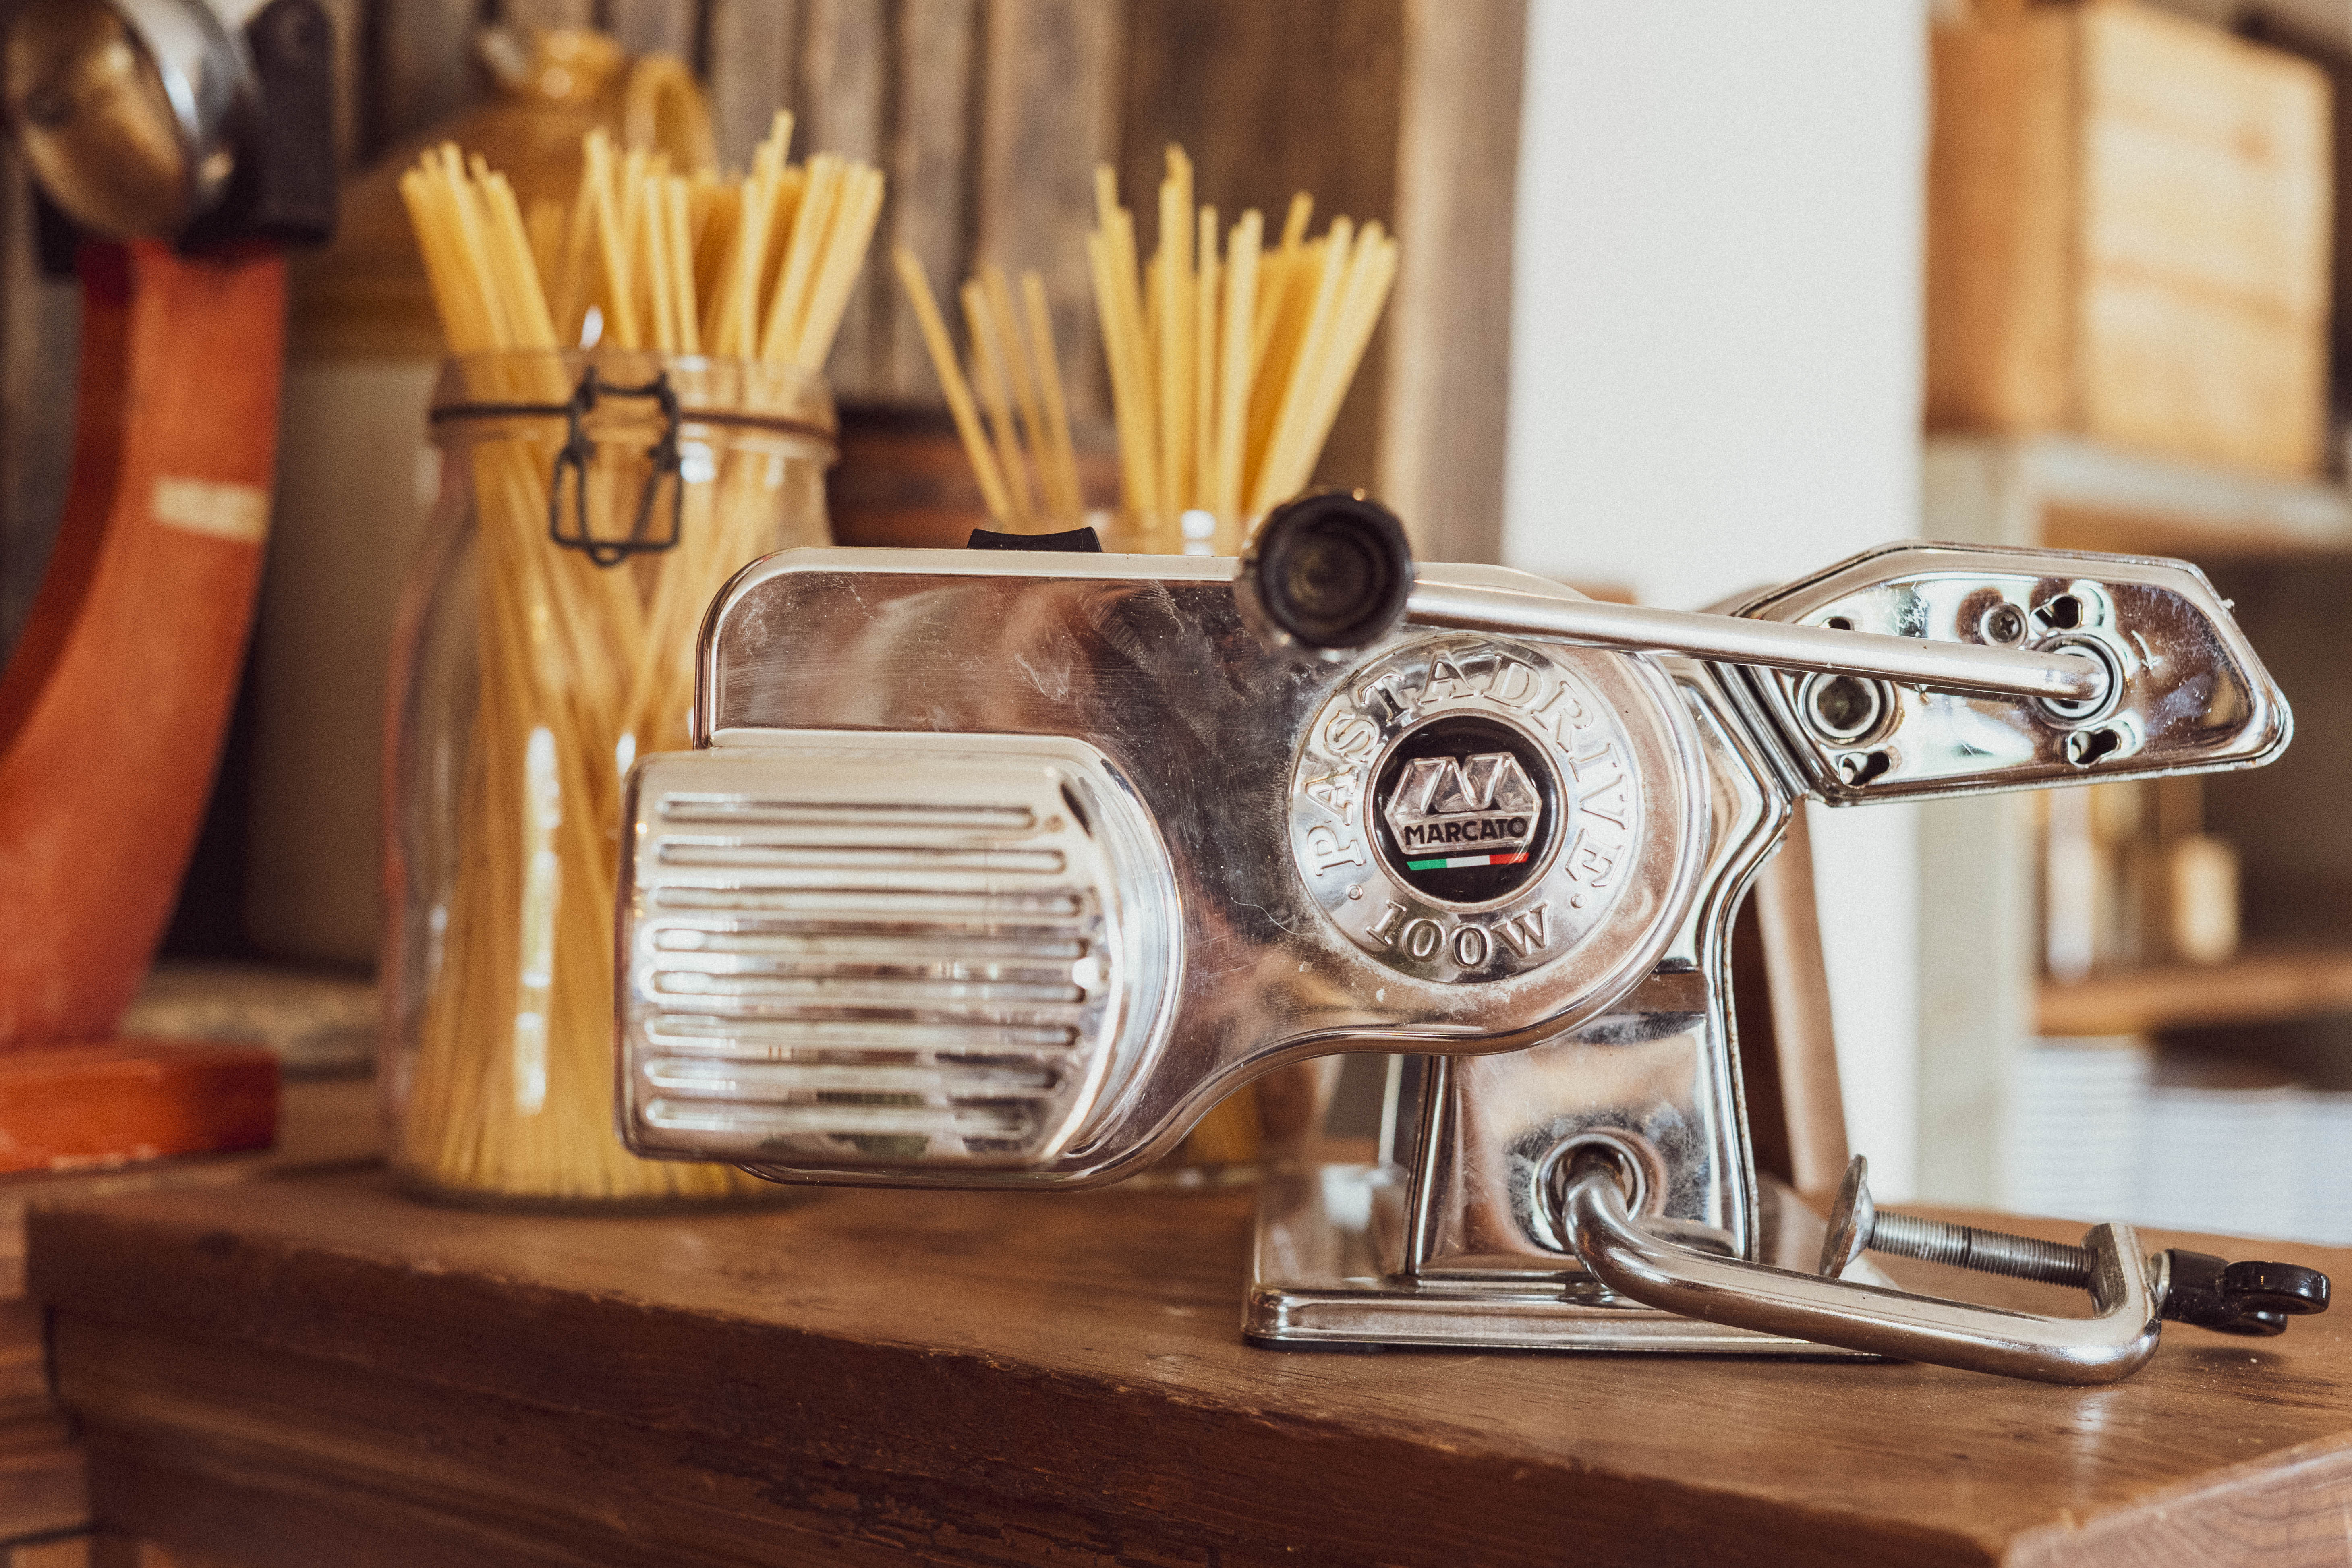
[1869,1210,2093,1289]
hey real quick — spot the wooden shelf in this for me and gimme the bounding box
[1925,432,2352,558]
[2037,947,2352,1036]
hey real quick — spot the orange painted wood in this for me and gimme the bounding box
[0,1043,276,1177]
[0,241,286,1047]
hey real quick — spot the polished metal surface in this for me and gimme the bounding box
[1397,661,1784,1278]
[5,0,252,239]
[1407,577,2108,702]
[1286,631,1702,992]
[1722,542,2291,802]
[624,539,2295,1376]
[1818,1153,2329,1336]
[1245,1161,1880,1354]
[661,551,1715,1185]
[1818,1152,1875,1278]
[1560,1160,2163,1384]
[619,735,1181,1172]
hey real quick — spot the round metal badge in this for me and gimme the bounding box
[1288,632,1697,986]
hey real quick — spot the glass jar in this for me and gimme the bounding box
[385,350,834,1204]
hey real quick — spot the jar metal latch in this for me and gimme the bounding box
[549,367,685,566]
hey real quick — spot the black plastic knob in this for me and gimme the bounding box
[2221,1259,2330,1316]
[2160,1250,2329,1335]
[1237,492,1413,652]
[2212,1309,2290,1339]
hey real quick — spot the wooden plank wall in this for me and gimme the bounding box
[354,0,1117,419]
[1117,0,1405,495]
[0,0,1525,658]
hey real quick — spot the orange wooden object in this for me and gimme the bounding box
[0,241,287,1166]
[0,1042,277,1175]
[0,241,285,1045]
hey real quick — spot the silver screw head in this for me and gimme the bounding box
[1818,1154,1875,1277]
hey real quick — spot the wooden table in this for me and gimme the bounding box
[0,1075,378,1568]
[25,1170,2352,1568]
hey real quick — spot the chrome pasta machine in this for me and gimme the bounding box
[615,495,2327,1382]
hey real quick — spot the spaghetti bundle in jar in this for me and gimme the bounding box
[386,118,881,1202]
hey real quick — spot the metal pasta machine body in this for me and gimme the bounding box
[615,496,2325,1383]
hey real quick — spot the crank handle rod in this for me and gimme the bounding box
[1559,1158,2160,1384]
[1406,580,2107,704]
[1237,493,2109,705]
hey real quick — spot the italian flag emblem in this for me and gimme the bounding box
[1405,850,1530,872]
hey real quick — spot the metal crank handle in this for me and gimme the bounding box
[1557,1154,2162,1384]
[1237,492,2108,704]
[1406,580,2101,702]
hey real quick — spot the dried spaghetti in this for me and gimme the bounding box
[1093,149,1397,549]
[393,118,880,1200]
[894,148,1396,553]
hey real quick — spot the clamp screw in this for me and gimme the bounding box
[1818,1156,2329,1337]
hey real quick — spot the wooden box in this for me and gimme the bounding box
[1928,0,2334,477]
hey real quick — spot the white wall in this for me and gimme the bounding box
[1503,1,1931,1196]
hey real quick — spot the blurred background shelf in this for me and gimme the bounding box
[1918,0,2352,1218]
[1917,428,2352,1204]
[2038,946,2352,1036]
[1925,432,2352,559]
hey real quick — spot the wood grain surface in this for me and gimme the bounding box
[604,0,699,59]
[798,0,890,400]
[494,0,597,34]
[1377,0,1523,566]
[1927,4,2333,476]
[882,0,980,400]
[27,1169,2352,1568]
[0,1421,83,1549]
[369,0,480,152]
[976,0,1123,427]
[10,1535,95,1568]
[0,1075,379,1303]
[1749,805,1851,1195]
[701,0,800,172]
[3,0,1528,690]
[0,1077,379,1554]
[2038,946,2352,1036]
[0,1305,40,1427]
[0,151,79,666]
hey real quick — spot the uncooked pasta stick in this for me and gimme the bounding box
[1193,205,1219,517]
[1213,209,1261,524]
[1079,159,1394,543]
[1252,218,1355,516]
[1156,148,1194,527]
[792,166,884,370]
[895,247,1015,525]
[964,278,1036,526]
[1020,270,1085,523]
[982,265,1053,512]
